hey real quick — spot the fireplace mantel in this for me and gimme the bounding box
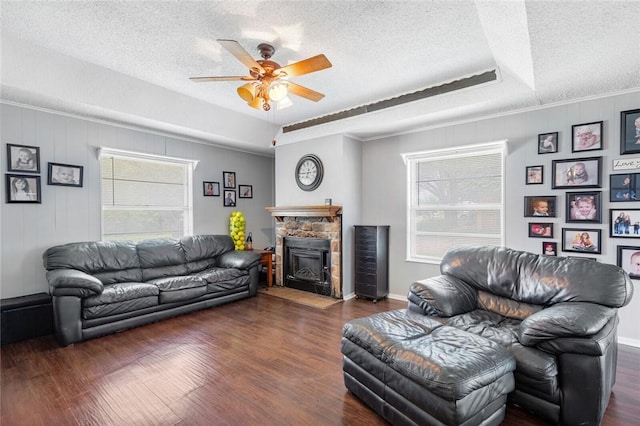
[265,205,343,222]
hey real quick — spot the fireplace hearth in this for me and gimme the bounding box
[283,237,331,296]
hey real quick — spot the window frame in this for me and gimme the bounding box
[99,147,197,241]
[402,140,506,264]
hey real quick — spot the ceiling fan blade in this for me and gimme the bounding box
[286,82,325,102]
[277,54,332,78]
[217,39,265,74]
[190,76,256,82]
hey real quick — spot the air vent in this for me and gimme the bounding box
[283,69,498,133]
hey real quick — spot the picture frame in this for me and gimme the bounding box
[203,181,220,197]
[551,156,601,189]
[528,222,553,238]
[610,173,640,202]
[542,241,557,256]
[223,171,236,189]
[223,190,236,207]
[616,245,640,279]
[538,132,558,154]
[565,191,602,223]
[238,184,253,198]
[561,228,601,254]
[609,209,640,238]
[525,165,543,185]
[47,162,83,187]
[6,143,40,173]
[572,121,603,152]
[620,108,640,155]
[524,196,556,217]
[5,174,41,203]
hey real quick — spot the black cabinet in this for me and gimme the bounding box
[354,226,389,302]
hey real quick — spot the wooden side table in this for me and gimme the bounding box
[253,250,274,287]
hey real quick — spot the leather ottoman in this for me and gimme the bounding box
[342,309,516,426]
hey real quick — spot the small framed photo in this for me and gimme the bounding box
[223,171,236,188]
[572,121,603,152]
[565,191,602,223]
[238,185,253,198]
[524,196,556,217]
[552,157,601,189]
[5,174,41,203]
[529,223,553,238]
[526,165,543,185]
[538,132,558,154]
[7,143,40,173]
[609,209,640,238]
[203,181,220,197]
[48,162,83,187]
[542,241,557,256]
[610,173,640,202]
[223,190,236,207]
[620,108,640,155]
[561,228,601,254]
[617,245,640,278]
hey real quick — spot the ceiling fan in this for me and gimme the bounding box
[190,39,332,111]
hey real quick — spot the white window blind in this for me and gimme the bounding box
[403,141,505,263]
[100,148,195,242]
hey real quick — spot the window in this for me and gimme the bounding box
[403,141,505,263]
[100,148,196,242]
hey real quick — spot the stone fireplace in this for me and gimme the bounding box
[266,205,342,298]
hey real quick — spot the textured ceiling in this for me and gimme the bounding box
[2,1,639,154]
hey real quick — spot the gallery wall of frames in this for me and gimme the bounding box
[525,108,640,278]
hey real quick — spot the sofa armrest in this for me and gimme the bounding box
[519,302,616,347]
[218,250,261,270]
[46,269,104,297]
[407,275,477,317]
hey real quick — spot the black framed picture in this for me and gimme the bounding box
[616,245,640,278]
[48,162,83,187]
[620,108,640,155]
[538,132,558,154]
[5,174,41,203]
[203,181,220,196]
[238,184,253,198]
[610,173,640,202]
[526,165,543,185]
[223,190,236,207]
[609,209,640,238]
[529,223,553,238]
[223,171,236,188]
[565,191,601,223]
[552,157,601,189]
[561,228,601,254]
[542,241,557,256]
[524,196,556,217]
[6,143,40,173]
[572,121,603,152]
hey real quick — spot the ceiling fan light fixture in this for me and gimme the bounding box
[277,96,293,110]
[237,83,257,102]
[248,96,264,110]
[268,82,288,102]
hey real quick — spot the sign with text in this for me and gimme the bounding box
[613,158,640,171]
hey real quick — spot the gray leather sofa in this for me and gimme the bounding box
[342,246,634,426]
[43,234,261,346]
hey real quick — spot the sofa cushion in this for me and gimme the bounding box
[441,246,634,308]
[148,275,207,303]
[137,238,188,281]
[181,235,235,273]
[446,309,521,347]
[83,282,159,320]
[43,241,143,284]
[477,291,543,320]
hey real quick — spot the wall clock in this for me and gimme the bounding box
[295,154,324,191]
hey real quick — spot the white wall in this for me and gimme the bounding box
[274,134,362,295]
[361,90,640,346]
[0,103,274,299]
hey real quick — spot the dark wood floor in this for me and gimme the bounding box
[1,294,639,425]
